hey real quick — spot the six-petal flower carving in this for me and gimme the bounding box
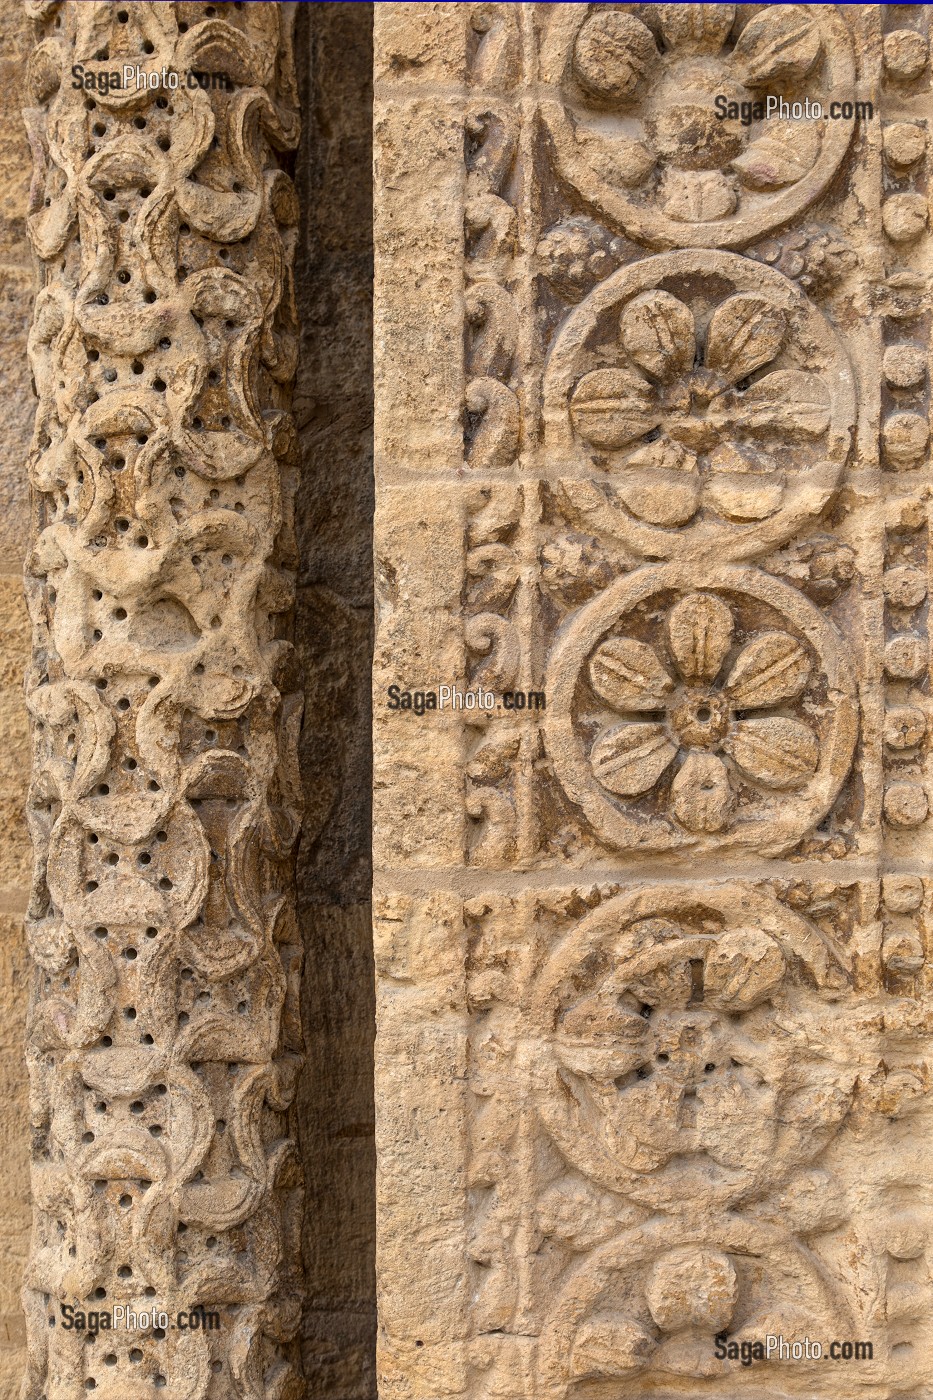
[570,289,830,527]
[588,592,819,833]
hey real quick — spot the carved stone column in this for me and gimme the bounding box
[375,5,933,1398]
[21,4,304,1396]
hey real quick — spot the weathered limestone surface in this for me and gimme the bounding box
[0,2,45,1393]
[21,4,304,1397]
[374,6,933,1397]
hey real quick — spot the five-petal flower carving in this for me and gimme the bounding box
[570,4,828,225]
[570,289,830,528]
[588,592,819,833]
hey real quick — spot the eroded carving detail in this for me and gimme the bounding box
[539,4,856,249]
[21,4,303,1396]
[545,565,858,855]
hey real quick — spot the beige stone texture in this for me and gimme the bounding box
[0,2,42,1394]
[374,5,933,1398]
[18,4,306,1397]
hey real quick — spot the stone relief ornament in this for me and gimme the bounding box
[21,4,304,1397]
[538,3,856,249]
[531,884,859,1394]
[545,564,858,855]
[544,250,856,562]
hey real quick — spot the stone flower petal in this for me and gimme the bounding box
[655,3,737,53]
[658,170,738,224]
[666,593,734,683]
[620,292,696,383]
[591,722,678,797]
[573,11,657,104]
[725,717,819,789]
[570,368,661,451]
[725,631,811,709]
[705,442,785,522]
[589,638,674,711]
[732,118,822,190]
[670,752,734,833]
[704,294,786,384]
[732,5,823,88]
[730,370,831,439]
[617,440,700,526]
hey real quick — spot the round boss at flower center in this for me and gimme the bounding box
[671,690,729,749]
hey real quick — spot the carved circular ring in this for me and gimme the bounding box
[543,562,858,856]
[537,1216,852,1399]
[538,4,856,249]
[543,250,856,562]
[529,882,851,1205]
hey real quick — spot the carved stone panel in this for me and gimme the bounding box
[21,4,304,1397]
[374,3,933,1398]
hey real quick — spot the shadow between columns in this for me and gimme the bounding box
[293,5,376,1396]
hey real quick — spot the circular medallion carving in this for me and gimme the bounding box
[544,250,855,562]
[530,882,852,1207]
[543,563,858,855]
[539,4,856,249]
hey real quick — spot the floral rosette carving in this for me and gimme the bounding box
[531,884,860,1395]
[544,250,855,562]
[544,563,857,856]
[538,3,856,249]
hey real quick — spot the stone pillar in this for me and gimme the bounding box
[374,5,933,1397]
[21,4,304,1396]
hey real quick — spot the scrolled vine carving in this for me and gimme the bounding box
[21,4,303,1398]
[544,250,856,563]
[544,563,858,856]
[538,3,856,249]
